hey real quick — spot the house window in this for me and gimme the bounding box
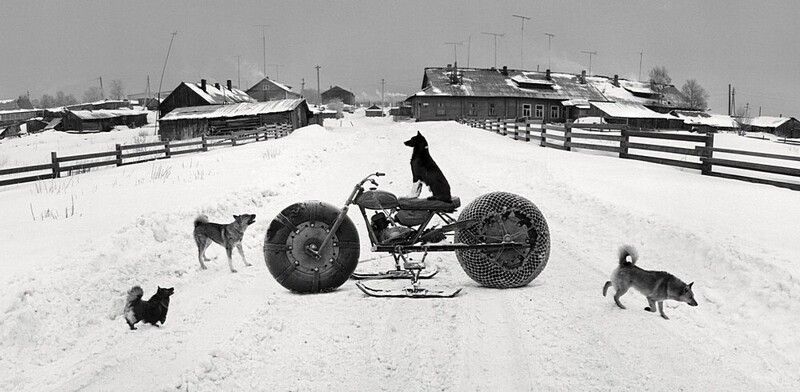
[522,104,532,117]
[436,102,446,116]
[534,104,544,118]
[468,102,478,116]
[550,105,560,119]
[489,103,496,116]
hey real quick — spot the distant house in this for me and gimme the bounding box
[589,101,684,129]
[157,99,312,141]
[62,109,148,133]
[587,75,692,114]
[670,110,739,133]
[405,66,607,122]
[738,116,800,138]
[0,108,41,127]
[66,100,132,111]
[0,97,33,111]
[365,105,383,117]
[321,86,355,106]
[246,77,301,102]
[158,79,254,118]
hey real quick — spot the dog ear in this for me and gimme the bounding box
[688,282,694,289]
[233,215,239,220]
[416,130,421,136]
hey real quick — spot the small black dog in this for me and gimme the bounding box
[404,131,452,201]
[124,285,174,330]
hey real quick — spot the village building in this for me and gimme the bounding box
[158,80,254,118]
[587,74,692,114]
[737,116,800,138]
[157,99,313,141]
[321,86,356,106]
[246,77,301,102]
[670,110,739,133]
[0,97,34,111]
[588,101,684,129]
[405,66,607,123]
[66,100,132,111]
[61,109,148,133]
[365,104,384,117]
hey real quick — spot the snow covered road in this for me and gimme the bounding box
[1,114,798,391]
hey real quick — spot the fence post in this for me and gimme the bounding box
[202,135,208,152]
[51,152,60,178]
[164,141,171,159]
[115,144,123,166]
[564,123,572,152]
[619,128,629,159]
[701,133,715,175]
[540,123,547,147]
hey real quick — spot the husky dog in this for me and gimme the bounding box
[404,131,452,201]
[194,214,256,273]
[603,245,698,320]
[124,286,174,330]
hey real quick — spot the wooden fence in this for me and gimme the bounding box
[0,124,292,187]
[462,118,800,191]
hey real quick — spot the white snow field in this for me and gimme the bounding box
[1,111,799,391]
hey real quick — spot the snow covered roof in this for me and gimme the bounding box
[739,116,792,128]
[184,82,255,105]
[591,101,678,119]
[68,109,148,120]
[672,110,739,128]
[408,67,607,102]
[160,99,307,121]
[588,77,690,110]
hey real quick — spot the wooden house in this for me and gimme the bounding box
[365,105,384,117]
[405,66,607,122]
[246,78,301,102]
[321,86,356,106]
[159,79,254,118]
[738,116,800,138]
[670,110,739,133]
[589,101,684,129]
[157,99,312,141]
[61,109,148,133]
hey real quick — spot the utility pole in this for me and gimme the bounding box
[581,51,597,75]
[512,14,530,70]
[98,77,104,100]
[444,42,463,64]
[381,79,385,108]
[728,84,731,116]
[254,24,269,78]
[544,33,555,70]
[145,75,151,104]
[235,55,241,88]
[157,30,177,120]
[301,78,305,98]
[481,32,504,68]
[638,52,644,82]
[467,35,471,68]
[315,65,322,105]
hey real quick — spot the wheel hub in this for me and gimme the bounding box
[287,222,339,273]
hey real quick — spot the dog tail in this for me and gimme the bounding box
[194,214,209,228]
[618,245,639,266]
[125,285,144,307]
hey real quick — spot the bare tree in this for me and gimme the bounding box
[83,87,103,103]
[55,91,78,107]
[109,79,125,100]
[39,94,55,108]
[681,79,709,110]
[648,66,672,103]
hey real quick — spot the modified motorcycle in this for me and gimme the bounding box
[264,172,550,298]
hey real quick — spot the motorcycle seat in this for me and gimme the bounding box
[397,196,460,211]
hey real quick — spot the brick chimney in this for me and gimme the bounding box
[613,74,619,87]
[227,80,232,90]
[580,70,586,84]
[214,82,220,90]
[501,65,508,76]
[546,69,551,80]
[201,79,207,92]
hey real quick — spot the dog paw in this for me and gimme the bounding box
[661,314,670,320]
[644,306,652,312]
[200,265,208,270]
[230,269,238,273]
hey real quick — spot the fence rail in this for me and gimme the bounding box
[461,117,800,191]
[0,126,293,187]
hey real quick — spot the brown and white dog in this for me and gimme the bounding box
[193,214,256,273]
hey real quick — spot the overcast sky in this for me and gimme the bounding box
[2,0,799,116]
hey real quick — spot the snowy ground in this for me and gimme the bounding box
[1,111,799,391]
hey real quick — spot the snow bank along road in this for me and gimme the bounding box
[1,117,798,391]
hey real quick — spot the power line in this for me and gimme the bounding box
[544,33,555,70]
